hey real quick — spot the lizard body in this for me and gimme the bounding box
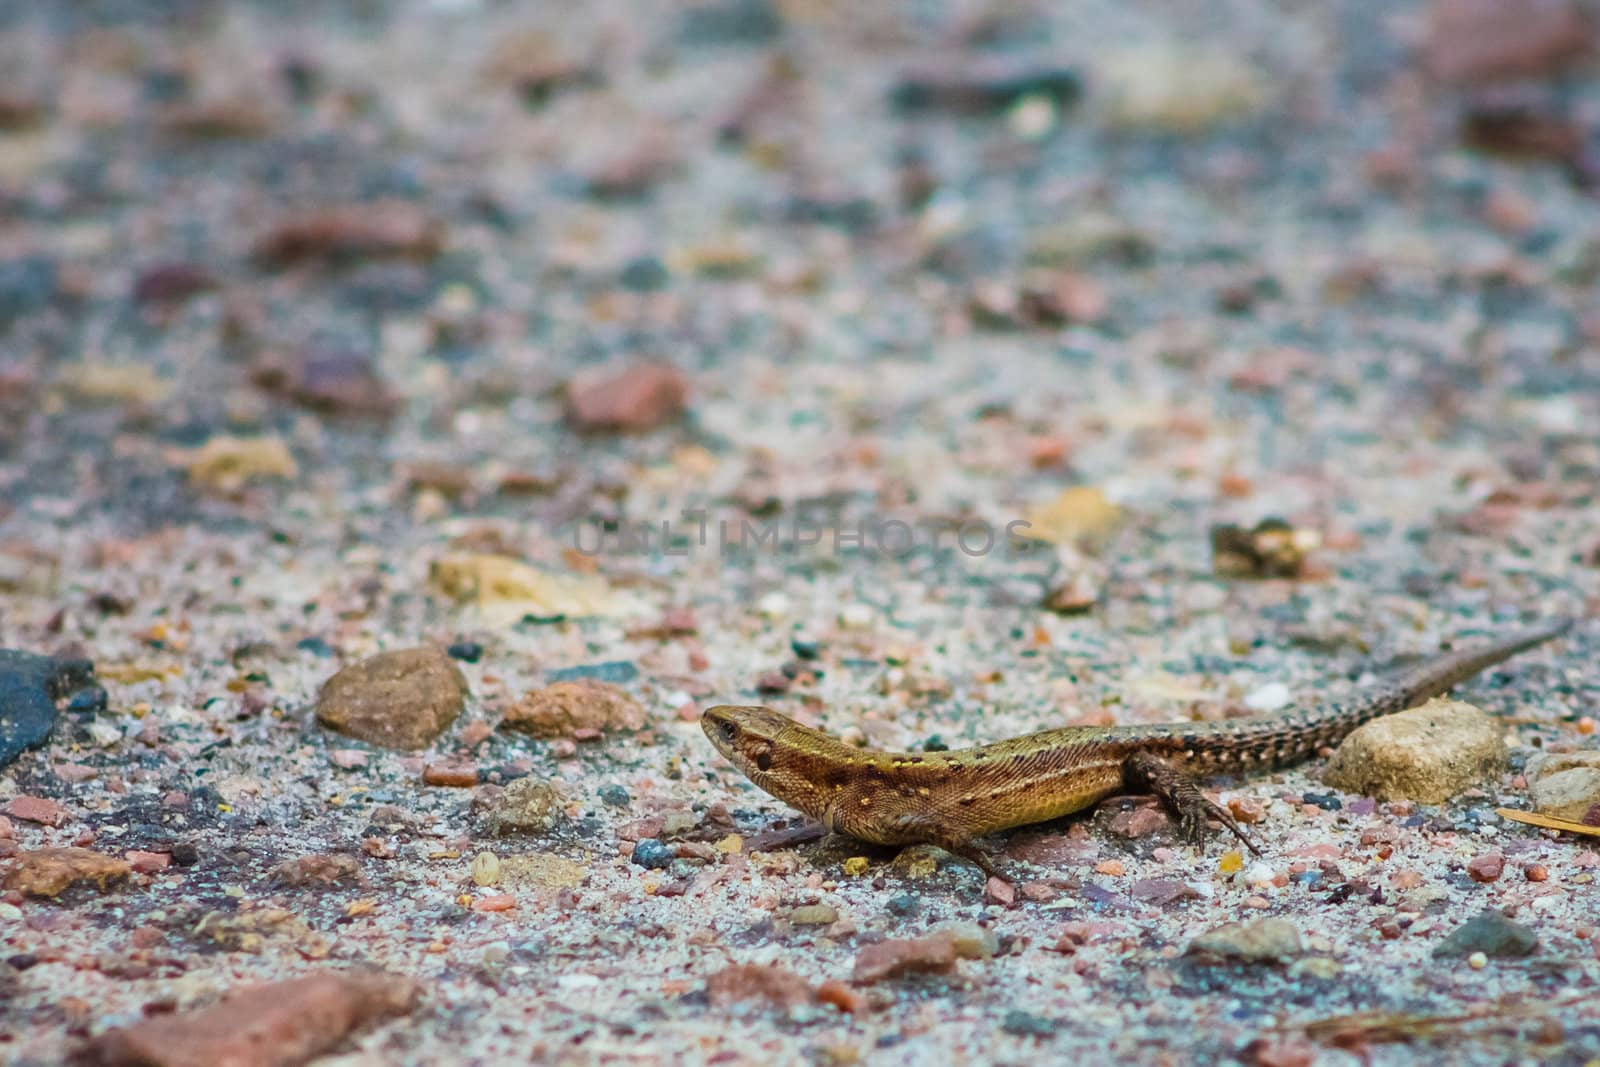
[701,619,1572,869]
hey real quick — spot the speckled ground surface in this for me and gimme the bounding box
[2,1,1599,1064]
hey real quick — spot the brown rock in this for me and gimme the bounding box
[80,971,418,1067]
[253,202,444,268]
[984,876,1016,907]
[706,963,812,1009]
[1467,851,1505,882]
[3,847,131,897]
[252,346,398,418]
[501,680,645,738]
[1109,806,1169,839]
[566,362,688,433]
[851,934,958,984]
[1424,0,1593,85]
[1323,698,1507,804]
[1525,751,1600,822]
[814,980,865,1014]
[484,776,564,835]
[422,760,479,787]
[1,795,72,827]
[133,263,219,307]
[126,851,171,874]
[271,854,362,887]
[316,647,468,750]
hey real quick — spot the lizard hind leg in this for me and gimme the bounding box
[1121,751,1261,856]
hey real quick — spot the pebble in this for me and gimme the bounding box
[566,362,688,433]
[315,647,468,750]
[0,651,96,771]
[890,56,1081,114]
[501,680,645,738]
[446,641,484,663]
[2,848,131,898]
[789,904,838,925]
[1108,807,1169,839]
[838,604,874,630]
[885,893,920,917]
[423,761,479,787]
[253,202,442,267]
[1525,751,1600,822]
[271,854,361,886]
[82,972,418,1067]
[598,784,630,809]
[1,795,72,827]
[1187,918,1303,962]
[851,934,959,984]
[941,923,1001,960]
[1243,682,1292,712]
[631,839,673,869]
[984,877,1016,907]
[706,963,812,1009]
[472,851,501,887]
[756,592,791,619]
[1243,861,1276,886]
[484,777,564,835]
[1424,0,1592,84]
[1433,909,1540,959]
[1466,851,1505,882]
[1001,1010,1057,1038]
[1323,698,1506,803]
[429,553,622,618]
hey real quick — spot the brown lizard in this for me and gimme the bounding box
[701,618,1572,876]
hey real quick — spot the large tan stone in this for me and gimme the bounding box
[316,647,467,750]
[1323,698,1506,803]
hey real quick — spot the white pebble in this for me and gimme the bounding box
[1243,861,1276,886]
[1243,682,1292,712]
[0,902,21,921]
[757,591,791,619]
[839,603,875,629]
[1467,951,1487,970]
[87,720,124,747]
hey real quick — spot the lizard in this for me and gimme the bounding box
[700,618,1573,877]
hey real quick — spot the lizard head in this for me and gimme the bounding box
[701,704,848,821]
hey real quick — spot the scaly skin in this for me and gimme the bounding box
[701,619,1572,862]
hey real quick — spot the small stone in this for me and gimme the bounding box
[1323,698,1507,803]
[1019,881,1058,903]
[484,777,563,835]
[499,852,586,889]
[1468,951,1488,969]
[632,839,673,870]
[1,795,71,827]
[1244,682,1292,713]
[886,893,920,917]
[1022,487,1124,550]
[430,553,622,619]
[1210,518,1318,578]
[1130,878,1201,905]
[1525,751,1600,823]
[566,362,688,433]
[2,848,131,897]
[501,680,645,738]
[1098,44,1265,132]
[1228,797,1266,824]
[842,856,869,877]
[316,647,468,750]
[1041,574,1099,615]
[1109,807,1168,840]
[133,262,218,307]
[1434,909,1540,959]
[1217,851,1244,874]
[471,851,501,887]
[598,784,630,809]
[984,877,1016,907]
[756,592,791,619]
[706,963,812,1009]
[1467,852,1505,883]
[890,56,1081,114]
[814,980,865,1015]
[423,761,479,787]
[253,202,443,267]
[1188,919,1303,962]
[789,903,838,925]
[1001,1010,1057,1038]
[940,923,1000,960]
[838,604,875,630]
[446,641,484,663]
[851,935,959,984]
[1424,0,1593,85]
[271,854,361,887]
[1094,859,1126,876]
[81,972,418,1067]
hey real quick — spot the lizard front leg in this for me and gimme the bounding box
[1121,751,1260,855]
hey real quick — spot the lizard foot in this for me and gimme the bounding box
[1122,751,1261,856]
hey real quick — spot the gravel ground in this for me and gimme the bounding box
[2,1,1599,1064]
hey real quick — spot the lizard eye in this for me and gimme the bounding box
[754,750,773,772]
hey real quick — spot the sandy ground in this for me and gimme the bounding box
[1,0,1599,1064]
